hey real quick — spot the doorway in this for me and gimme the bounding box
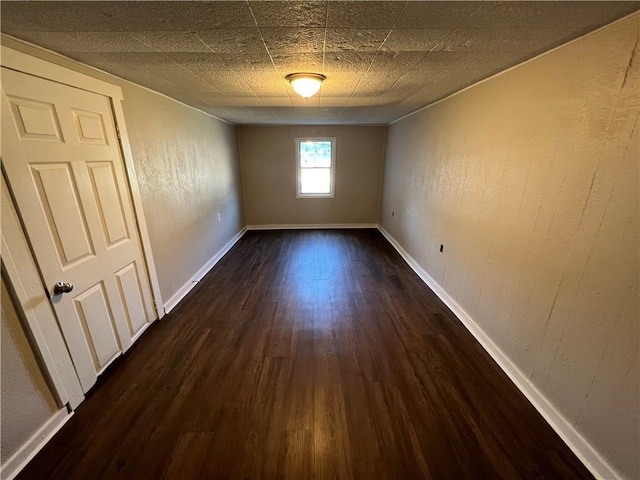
[2,64,159,393]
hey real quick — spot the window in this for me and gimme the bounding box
[296,137,335,198]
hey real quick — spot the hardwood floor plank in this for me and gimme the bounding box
[16,229,593,480]
[162,432,212,480]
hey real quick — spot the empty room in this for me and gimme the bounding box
[1,1,638,479]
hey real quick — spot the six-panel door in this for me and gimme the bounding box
[1,68,156,392]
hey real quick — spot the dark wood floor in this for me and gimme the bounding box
[18,229,592,480]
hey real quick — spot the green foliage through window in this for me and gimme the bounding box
[297,139,334,196]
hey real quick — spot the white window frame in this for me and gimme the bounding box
[296,137,336,198]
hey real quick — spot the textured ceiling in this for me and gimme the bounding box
[1,1,638,125]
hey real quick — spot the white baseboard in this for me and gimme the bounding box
[376,225,618,480]
[246,223,378,230]
[163,228,247,314]
[0,408,72,480]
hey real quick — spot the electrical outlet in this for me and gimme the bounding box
[217,212,221,222]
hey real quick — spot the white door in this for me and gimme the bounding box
[1,68,156,392]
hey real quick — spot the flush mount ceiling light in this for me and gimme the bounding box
[286,73,326,98]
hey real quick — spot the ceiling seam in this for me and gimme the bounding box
[3,2,636,125]
[420,1,486,64]
[161,1,258,112]
[189,30,265,112]
[318,0,329,119]
[392,1,487,105]
[389,9,640,126]
[374,1,486,111]
[336,0,409,123]
[246,0,294,113]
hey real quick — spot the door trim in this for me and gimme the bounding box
[1,44,164,320]
[1,176,84,410]
[1,45,165,418]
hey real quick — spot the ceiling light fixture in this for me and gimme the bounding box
[286,73,326,98]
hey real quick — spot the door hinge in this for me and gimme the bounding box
[116,126,121,140]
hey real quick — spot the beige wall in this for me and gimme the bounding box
[1,36,245,305]
[1,275,59,462]
[239,126,385,226]
[381,15,639,478]
[117,86,243,302]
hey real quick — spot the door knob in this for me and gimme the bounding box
[53,282,74,295]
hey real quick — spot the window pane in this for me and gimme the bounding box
[300,168,331,194]
[300,141,331,168]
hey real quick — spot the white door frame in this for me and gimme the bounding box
[0,45,165,406]
[1,175,85,410]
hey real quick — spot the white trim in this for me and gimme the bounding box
[110,98,165,320]
[1,44,164,323]
[0,34,235,126]
[296,137,336,199]
[163,228,247,314]
[246,223,378,230]
[0,409,73,480]
[377,225,619,480]
[1,176,85,410]
[0,44,122,100]
[390,11,640,126]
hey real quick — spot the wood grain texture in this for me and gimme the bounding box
[16,229,593,480]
